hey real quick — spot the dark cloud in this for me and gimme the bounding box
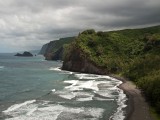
[0,0,160,52]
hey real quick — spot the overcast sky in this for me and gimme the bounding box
[0,0,160,53]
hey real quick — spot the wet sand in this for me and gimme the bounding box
[117,76,155,120]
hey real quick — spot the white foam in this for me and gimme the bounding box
[61,79,120,102]
[64,80,79,85]
[51,89,56,92]
[69,72,73,74]
[0,66,4,69]
[62,78,123,101]
[76,96,93,101]
[49,67,61,71]
[49,67,75,75]
[64,80,100,91]
[74,73,121,81]
[74,91,94,101]
[83,107,104,118]
[59,94,75,100]
[109,88,127,120]
[55,91,75,100]
[75,73,99,79]
[95,90,116,98]
[4,104,63,120]
[57,90,95,101]
[4,101,104,120]
[3,100,36,113]
[93,97,115,101]
[73,73,127,120]
[26,107,37,116]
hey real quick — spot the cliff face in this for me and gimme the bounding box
[45,47,63,60]
[39,41,57,55]
[39,43,48,55]
[39,37,75,60]
[62,47,108,74]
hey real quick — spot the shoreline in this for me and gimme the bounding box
[57,67,155,120]
[111,75,154,120]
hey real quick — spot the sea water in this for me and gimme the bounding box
[0,53,127,120]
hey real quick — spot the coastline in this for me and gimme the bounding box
[112,75,154,120]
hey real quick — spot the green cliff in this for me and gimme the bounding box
[39,37,75,60]
[62,26,160,114]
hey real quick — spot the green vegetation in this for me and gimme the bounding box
[39,37,75,55]
[150,107,160,120]
[124,55,160,113]
[63,26,160,114]
[49,37,75,53]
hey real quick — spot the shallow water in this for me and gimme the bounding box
[0,53,127,120]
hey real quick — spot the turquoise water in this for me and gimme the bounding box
[0,53,127,120]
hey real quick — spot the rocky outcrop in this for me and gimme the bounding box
[15,51,33,57]
[62,48,108,75]
[45,47,63,60]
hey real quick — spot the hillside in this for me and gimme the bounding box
[62,26,160,114]
[39,37,75,60]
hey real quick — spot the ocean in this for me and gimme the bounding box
[0,53,127,120]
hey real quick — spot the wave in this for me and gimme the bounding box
[109,89,127,120]
[49,67,62,71]
[49,67,73,75]
[2,72,127,120]
[54,73,126,106]
[51,89,56,92]
[26,107,37,116]
[0,66,4,69]
[3,100,36,113]
[3,100,104,120]
[64,80,100,91]
[64,73,127,120]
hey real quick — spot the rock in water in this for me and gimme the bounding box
[15,51,33,57]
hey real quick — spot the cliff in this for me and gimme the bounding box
[62,46,108,74]
[39,43,48,55]
[62,26,160,114]
[62,27,160,74]
[39,37,75,60]
[45,47,64,60]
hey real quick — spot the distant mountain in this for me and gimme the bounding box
[39,37,75,60]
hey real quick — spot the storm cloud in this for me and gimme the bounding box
[0,0,160,52]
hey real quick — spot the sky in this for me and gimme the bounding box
[0,0,160,53]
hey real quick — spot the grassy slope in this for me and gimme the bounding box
[64,26,160,114]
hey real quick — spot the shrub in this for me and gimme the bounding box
[81,29,96,35]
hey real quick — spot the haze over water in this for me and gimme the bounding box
[0,53,127,120]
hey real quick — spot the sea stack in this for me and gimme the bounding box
[15,51,33,57]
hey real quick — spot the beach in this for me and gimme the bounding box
[117,77,154,120]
